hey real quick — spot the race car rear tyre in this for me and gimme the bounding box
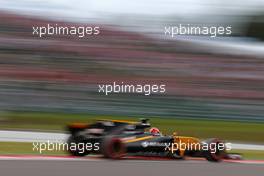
[67,135,89,157]
[203,138,226,162]
[101,136,126,159]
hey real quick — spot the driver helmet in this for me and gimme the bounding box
[149,127,161,135]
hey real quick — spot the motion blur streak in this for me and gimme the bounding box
[0,0,264,128]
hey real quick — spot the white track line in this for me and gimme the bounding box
[0,130,66,143]
[231,143,264,150]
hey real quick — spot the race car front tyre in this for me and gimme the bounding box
[203,138,226,162]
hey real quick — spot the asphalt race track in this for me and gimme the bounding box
[0,156,263,176]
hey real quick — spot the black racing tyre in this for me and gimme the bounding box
[67,135,89,157]
[167,151,185,160]
[101,136,126,159]
[203,138,226,162]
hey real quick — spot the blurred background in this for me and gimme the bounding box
[0,0,264,145]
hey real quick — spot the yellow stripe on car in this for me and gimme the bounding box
[98,119,138,124]
[124,136,154,143]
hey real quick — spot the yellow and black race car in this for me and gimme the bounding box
[66,119,233,162]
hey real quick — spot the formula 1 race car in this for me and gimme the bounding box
[66,119,232,162]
